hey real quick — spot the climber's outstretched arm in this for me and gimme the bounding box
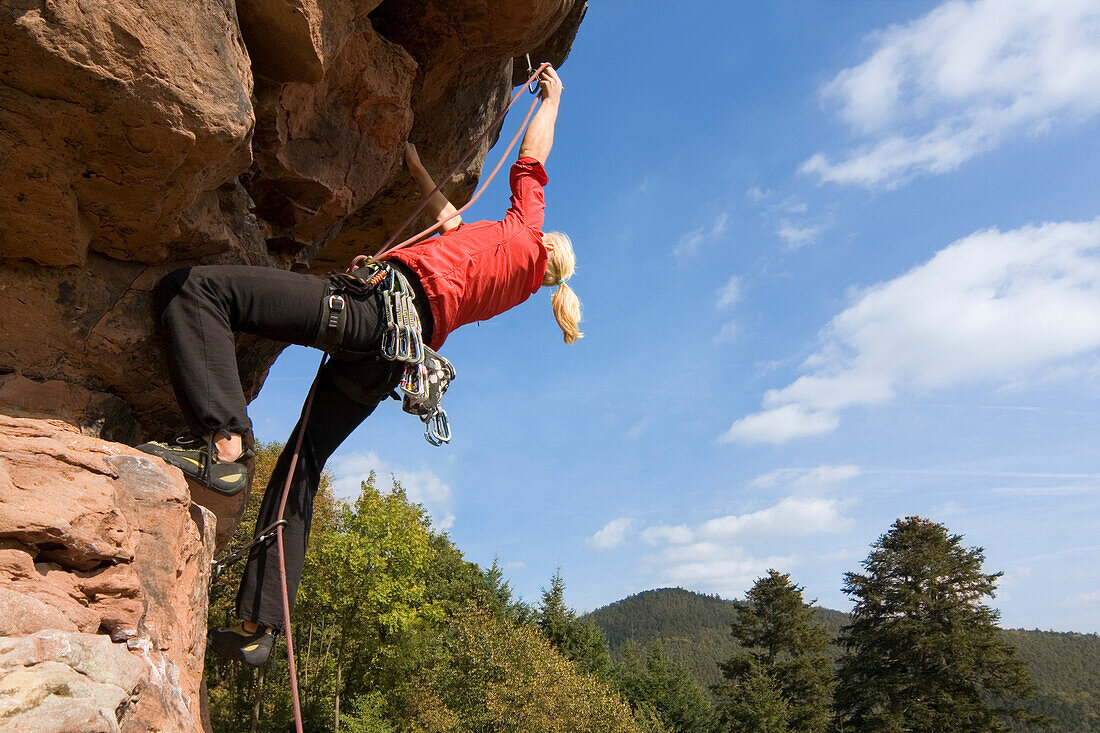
[405,143,462,232]
[518,65,563,165]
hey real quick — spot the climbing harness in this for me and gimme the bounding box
[311,286,347,352]
[273,62,549,733]
[210,520,288,582]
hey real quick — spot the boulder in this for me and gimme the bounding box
[0,416,216,732]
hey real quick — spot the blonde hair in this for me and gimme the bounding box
[542,231,583,344]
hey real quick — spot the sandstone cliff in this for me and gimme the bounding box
[0,1,585,730]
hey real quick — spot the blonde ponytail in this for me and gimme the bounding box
[542,231,583,344]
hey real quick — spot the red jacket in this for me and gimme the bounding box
[384,158,549,350]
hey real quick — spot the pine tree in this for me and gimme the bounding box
[833,516,1040,732]
[716,570,834,733]
[538,569,615,680]
[615,640,716,733]
[715,664,791,733]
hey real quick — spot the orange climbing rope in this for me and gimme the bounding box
[348,61,551,270]
[276,61,551,733]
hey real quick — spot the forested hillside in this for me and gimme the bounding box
[584,588,1100,732]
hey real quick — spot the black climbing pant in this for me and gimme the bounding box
[153,264,417,631]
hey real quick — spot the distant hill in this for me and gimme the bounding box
[582,587,1100,732]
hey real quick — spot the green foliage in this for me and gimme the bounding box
[585,588,848,691]
[401,603,644,732]
[717,570,833,733]
[833,516,1040,733]
[482,556,536,626]
[615,639,716,733]
[204,443,654,732]
[715,665,791,733]
[584,589,1098,732]
[538,568,616,681]
[1003,629,1100,731]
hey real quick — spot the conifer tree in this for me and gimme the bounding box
[716,570,834,733]
[833,516,1039,732]
[538,569,615,680]
[715,665,791,733]
[615,640,716,733]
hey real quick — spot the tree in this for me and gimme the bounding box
[615,639,716,733]
[538,568,615,681]
[716,570,833,733]
[833,516,1040,732]
[406,603,649,732]
[482,556,535,625]
[715,665,791,733]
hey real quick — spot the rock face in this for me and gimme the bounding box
[0,1,585,730]
[0,416,215,732]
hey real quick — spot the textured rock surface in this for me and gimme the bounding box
[0,0,584,441]
[0,4,584,728]
[0,0,254,267]
[0,630,148,733]
[0,416,216,732]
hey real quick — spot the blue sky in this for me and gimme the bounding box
[251,0,1100,633]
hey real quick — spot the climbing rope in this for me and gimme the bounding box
[349,61,551,268]
[277,62,551,733]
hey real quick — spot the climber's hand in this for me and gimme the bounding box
[539,66,563,104]
[405,142,424,172]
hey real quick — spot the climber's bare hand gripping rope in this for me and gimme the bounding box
[135,65,579,668]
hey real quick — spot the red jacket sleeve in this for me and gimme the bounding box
[503,157,548,235]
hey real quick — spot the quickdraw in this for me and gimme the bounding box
[380,267,425,364]
[210,520,288,582]
[399,346,455,445]
[378,265,455,445]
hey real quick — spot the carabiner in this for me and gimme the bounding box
[381,327,399,360]
[424,409,451,446]
[525,53,540,95]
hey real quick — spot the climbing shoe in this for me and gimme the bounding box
[207,623,274,667]
[135,436,253,497]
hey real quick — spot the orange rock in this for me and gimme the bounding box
[0,416,214,732]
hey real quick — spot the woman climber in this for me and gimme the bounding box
[137,66,579,667]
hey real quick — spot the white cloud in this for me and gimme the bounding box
[697,496,854,539]
[586,517,637,551]
[716,275,744,308]
[991,485,1100,496]
[503,560,526,571]
[929,499,965,516]
[726,218,1100,443]
[641,497,852,547]
[804,0,1100,187]
[712,320,740,345]
[330,451,455,529]
[818,548,863,563]
[625,415,655,439]
[640,524,693,545]
[720,404,839,444]
[777,221,825,249]
[637,495,852,597]
[748,464,862,492]
[1062,588,1100,606]
[674,212,729,261]
[746,187,772,202]
[647,544,791,594]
